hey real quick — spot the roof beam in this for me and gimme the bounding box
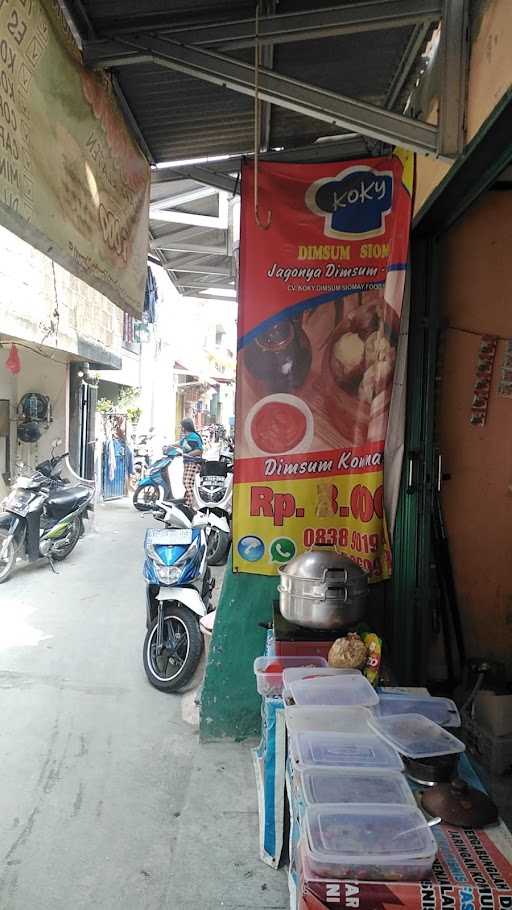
[154,136,378,177]
[171,166,238,195]
[90,37,439,156]
[151,193,228,228]
[84,2,441,56]
[170,265,232,276]
[150,239,228,255]
[150,184,218,214]
[437,0,469,157]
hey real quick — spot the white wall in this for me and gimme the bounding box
[0,224,123,360]
[0,345,69,476]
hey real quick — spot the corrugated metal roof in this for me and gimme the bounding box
[66,0,438,295]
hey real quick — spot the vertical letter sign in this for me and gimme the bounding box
[233,151,413,578]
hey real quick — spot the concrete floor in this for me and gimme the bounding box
[0,500,288,910]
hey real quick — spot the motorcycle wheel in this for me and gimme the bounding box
[0,529,16,583]
[51,517,81,561]
[206,528,231,566]
[133,483,163,511]
[143,605,203,692]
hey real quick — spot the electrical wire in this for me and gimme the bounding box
[446,325,510,342]
[0,340,69,366]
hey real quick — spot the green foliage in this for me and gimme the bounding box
[127,406,142,424]
[96,398,113,414]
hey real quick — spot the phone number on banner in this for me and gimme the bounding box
[303,527,391,578]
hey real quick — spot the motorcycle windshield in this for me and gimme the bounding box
[153,543,188,566]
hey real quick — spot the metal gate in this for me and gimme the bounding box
[101,414,128,500]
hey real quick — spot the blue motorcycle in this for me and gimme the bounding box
[142,499,214,691]
[132,445,182,511]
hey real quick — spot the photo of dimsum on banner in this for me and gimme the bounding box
[234,152,413,578]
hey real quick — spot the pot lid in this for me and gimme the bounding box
[279,550,362,581]
[421,778,498,828]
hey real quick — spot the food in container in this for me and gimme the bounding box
[243,318,312,393]
[284,705,370,735]
[299,768,416,808]
[289,731,404,772]
[304,804,437,882]
[374,692,461,727]
[328,632,368,669]
[368,713,465,759]
[253,655,327,698]
[283,666,361,687]
[286,673,379,707]
[245,394,313,456]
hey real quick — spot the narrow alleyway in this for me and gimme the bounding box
[0,501,287,910]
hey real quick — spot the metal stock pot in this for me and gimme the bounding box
[278,550,368,630]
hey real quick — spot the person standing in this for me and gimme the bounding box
[179,418,203,506]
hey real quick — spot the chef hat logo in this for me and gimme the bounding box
[305,166,393,240]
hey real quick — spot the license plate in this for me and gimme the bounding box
[148,528,192,546]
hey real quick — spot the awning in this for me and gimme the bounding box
[61,1,469,299]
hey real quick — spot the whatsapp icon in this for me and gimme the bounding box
[270,537,296,564]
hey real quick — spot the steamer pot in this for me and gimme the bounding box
[278,550,368,630]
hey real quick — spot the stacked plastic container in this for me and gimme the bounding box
[253,654,466,884]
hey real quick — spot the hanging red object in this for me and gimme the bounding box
[5,343,21,374]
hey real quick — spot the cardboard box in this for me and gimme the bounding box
[297,821,512,910]
[475,691,512,737]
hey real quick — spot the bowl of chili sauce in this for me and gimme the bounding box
[245,393,314,456]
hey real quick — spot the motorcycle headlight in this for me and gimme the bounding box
[156,565,183,584]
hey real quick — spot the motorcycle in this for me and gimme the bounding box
[132,445,183,511]
[0,443,95,583]
[142,499,214,691]
[193,458,233,566]
[132,430,154,480]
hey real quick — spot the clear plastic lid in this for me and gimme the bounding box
[287,674,379,708]
[284,706,371,735]
[283,666,361,686]
[368,713,466,759]
[289,731,404,771]
[253,656,327,696]
[299,769,416,807]
[305,804,437,866]
[375,692,461,727]
[253,656,327,675]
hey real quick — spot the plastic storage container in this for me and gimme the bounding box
[298,768,416,808]
[374,692,461,727]
[253,655,327,698]
[304,804,437,882]
[286,674,379,708]
[369,713,466,759]
[283,666,361,687]
[289,731,404,772]
[284,705,371,735]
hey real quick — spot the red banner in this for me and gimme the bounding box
[234,152,413,577]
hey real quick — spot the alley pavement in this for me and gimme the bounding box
[0,500,288,910]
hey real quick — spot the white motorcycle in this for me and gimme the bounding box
[193,459,233,566]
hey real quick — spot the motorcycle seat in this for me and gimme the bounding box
[170,499,196,522]
[46,486,91,518]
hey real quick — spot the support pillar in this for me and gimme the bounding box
[200,557,278,741]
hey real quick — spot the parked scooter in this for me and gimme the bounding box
[0,442,95,583]
[132,445,182,510]
[132,431,153,480]
[193,458,233,565]
[143,499,214,691]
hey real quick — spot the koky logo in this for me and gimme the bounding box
[305,166,393,240]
